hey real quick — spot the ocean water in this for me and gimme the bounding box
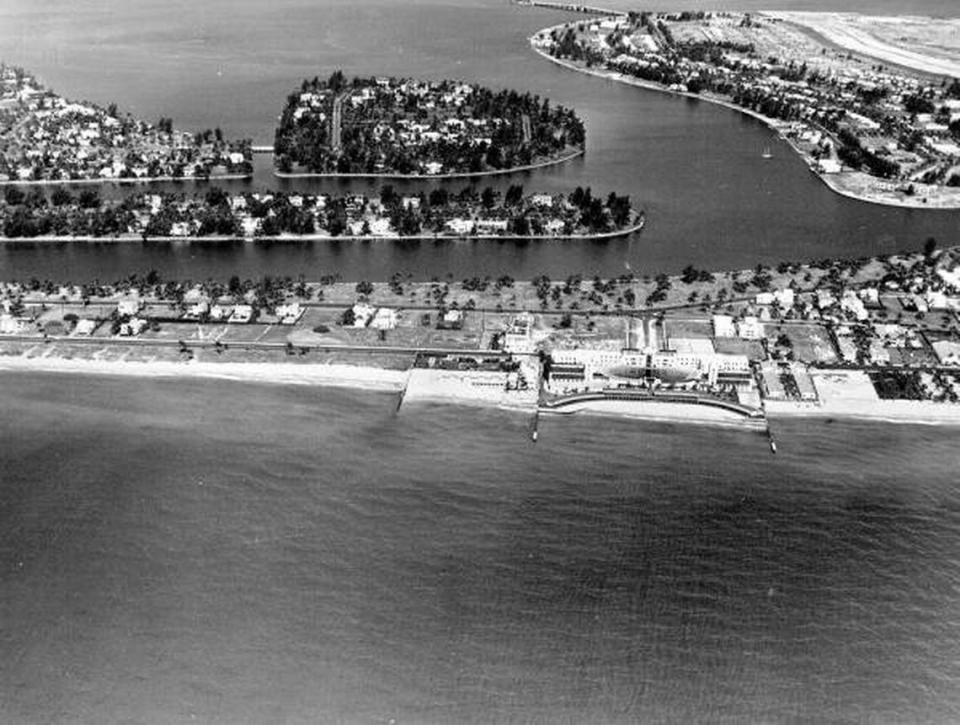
[2,373,960,723]
[0,0,958,281]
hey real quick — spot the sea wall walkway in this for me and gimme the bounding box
[542,389,765,418]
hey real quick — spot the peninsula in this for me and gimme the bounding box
[529,10,960,208]
[4,239,960,431]
[273,72,585,177]
[0,185,641,241]
[0,63,253,184]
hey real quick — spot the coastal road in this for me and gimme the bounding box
[1,334,525,359]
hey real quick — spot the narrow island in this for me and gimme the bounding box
[3,238,960,435]
[0,63,253,184]
[273,71,586,178]
[0,184,642,241]
[528,9,960,208]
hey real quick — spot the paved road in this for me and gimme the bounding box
[1,334,527,359]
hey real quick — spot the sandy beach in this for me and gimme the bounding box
[766,12,960,78]
[545,399,766,427]
[765,398,960,425]
[403,368,539,411]
[0,354,407,391]
[765,370,960,425]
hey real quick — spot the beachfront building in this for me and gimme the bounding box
[549,340,751,390]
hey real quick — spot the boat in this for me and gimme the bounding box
[761,146,773,159]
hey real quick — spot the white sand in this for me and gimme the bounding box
[765,370,960,425]
[765,398,960,425]
[767,12,960,77]
[403,368,539,411]
[0,355,407,391]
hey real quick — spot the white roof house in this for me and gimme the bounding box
[230,304,254,323]
[275,302,303,325]
[446,218,474,235]
[119,317,147,336]
[371,308,398,330]
[73,319,97,336]
[117,299,141,316]
[819,159,842,174]
[933,340,960,366]
[737,316,763,339]
[841,291,869,321]
[712,314,737,338]
[774,288,795,309]
[187,300,209,318]
[443,309,463,326]
[351,303,376,328]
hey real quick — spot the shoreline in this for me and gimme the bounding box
[529,26,960,210]
[273,147,585,180]
[0,213,645,243]
[0,354,407,391]
[764,399,960,426]
[5,353,960,428]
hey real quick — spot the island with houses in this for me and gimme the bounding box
[529,8,960,207]
[0,63,253,184]
[0,184,641,240]
[273,71,586,177]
